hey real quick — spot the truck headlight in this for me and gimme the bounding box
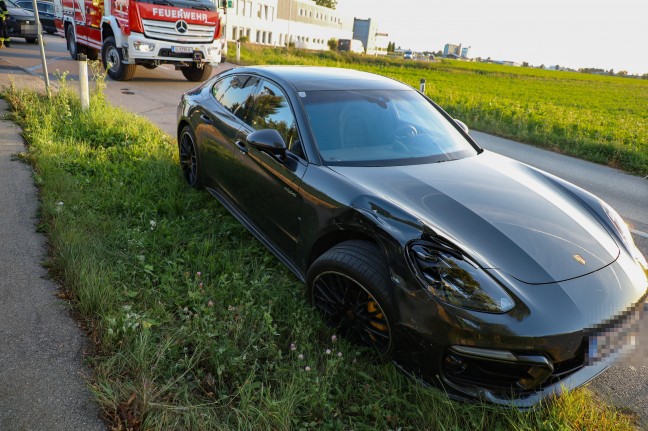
[133,41,155,52]
[407,241,515,313]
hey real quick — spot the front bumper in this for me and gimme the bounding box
[391,251,648,406]
[126,32,222,65]
[6,17,39,39]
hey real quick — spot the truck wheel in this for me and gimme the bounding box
[66,25,79,60]
[181,64,213,82]
[102,36,137,81]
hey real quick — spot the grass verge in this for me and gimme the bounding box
[0,73,641,430]
[233,44,648,177]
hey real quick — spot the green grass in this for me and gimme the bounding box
[1,72,642,430]
[233,44,648,177]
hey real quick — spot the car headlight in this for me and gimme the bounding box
[600,199,648,271]
[407,241,515,313]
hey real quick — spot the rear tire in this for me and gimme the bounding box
[306,240,395,356]
[178,126,202,188]
[26,38,38,44]
[102,36,137,81]
[65,25,78,60]
[181,64,213,82]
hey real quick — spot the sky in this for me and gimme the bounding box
[335,0,648,75]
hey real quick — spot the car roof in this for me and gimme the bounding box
[230,66,414,92]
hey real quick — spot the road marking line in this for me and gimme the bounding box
[26,57,70,72]
[631,229,648,239]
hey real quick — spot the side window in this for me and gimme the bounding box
[250,80,304,159]
[213,75,259,124]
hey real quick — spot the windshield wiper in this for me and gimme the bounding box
[187,2,210,10]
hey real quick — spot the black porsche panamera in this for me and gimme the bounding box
[176,66,648,406]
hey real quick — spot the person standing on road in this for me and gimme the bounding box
[0,0,9,48]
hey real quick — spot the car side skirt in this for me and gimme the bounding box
[206,186,305,282]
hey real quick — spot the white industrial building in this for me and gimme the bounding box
[222,0,353,51]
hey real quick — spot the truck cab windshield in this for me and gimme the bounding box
[139,0,216,11]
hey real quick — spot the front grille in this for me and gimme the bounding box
[142,19,214,43]
[158,48,203,59]
[443,345,585,397]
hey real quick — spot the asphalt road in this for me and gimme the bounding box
[2,34,648,428]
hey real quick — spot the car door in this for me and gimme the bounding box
[192,74,260,204]
[233,79,308,258]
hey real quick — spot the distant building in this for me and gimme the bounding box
[443,43,471,59]
[224,0,352,50]
[352,18,388,55]
[443,43,461,57]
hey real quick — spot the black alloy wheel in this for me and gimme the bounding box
[307,240,394,356]
[179,126,201,188]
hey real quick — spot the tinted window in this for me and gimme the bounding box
[249,80,303,158]
[39,3,54,13]
[215,75,259,124]
[302,89,478,166]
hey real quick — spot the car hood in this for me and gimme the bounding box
[7,6,35,17]
[330,151,620,284]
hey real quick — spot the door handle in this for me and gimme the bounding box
[199,114,213,125]
[235,140,248,154]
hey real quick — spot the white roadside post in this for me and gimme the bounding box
[419,78,426,93]
[31,0,50,97]
[79,53,90,110]
[236,41,240,62]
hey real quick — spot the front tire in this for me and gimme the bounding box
[307,240,395,356]
[178,126,201,188]
[102,36,137,81]
[181,64,213,82]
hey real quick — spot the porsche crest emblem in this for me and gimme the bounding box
[572,254,586,265]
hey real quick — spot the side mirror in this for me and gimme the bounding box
[246,129,287,160]
[454,119,469,135]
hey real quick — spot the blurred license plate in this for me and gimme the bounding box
[21,24,37,33]
[172,46,193,53]
[587,302,647,364]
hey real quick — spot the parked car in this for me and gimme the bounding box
[176,66,648,406]
[337,38,365,54]
[13,0,56,34]
[4,0,39,44]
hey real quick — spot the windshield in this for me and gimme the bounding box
[302,89,479,166]
[136,0,216,11]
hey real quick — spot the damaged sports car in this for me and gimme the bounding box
[176,66,648,406]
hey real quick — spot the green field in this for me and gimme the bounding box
[1,71,642,429]
[234,44,648,177]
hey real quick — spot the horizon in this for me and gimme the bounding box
[334,0,648,76]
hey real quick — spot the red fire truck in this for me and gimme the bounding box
[53,0,223,81]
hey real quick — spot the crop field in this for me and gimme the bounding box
[2,72,641,429]
[235,44,648,177]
